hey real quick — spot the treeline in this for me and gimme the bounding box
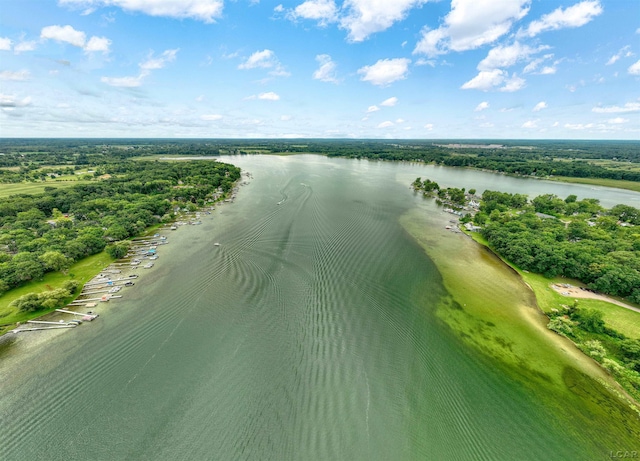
[0,160,240,293]
[473,191,640,303]
[1,139,639,183]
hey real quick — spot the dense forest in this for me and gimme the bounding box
[1,138,639,183]
[0,159,240,294]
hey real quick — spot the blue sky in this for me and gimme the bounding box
[0,0,638,139]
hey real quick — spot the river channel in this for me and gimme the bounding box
[1,155,638,460]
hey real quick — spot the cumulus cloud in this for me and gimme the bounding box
[628,60,640,75]
[258,92,280,101]
[358,58,410,86]
[414,0,530,56]
[592,102,640,113]
[0,70,30,81]
[377,121,394,128]
[0,37,12,51]
[462,69,525,92]
[500,74,525,92]
[477,42,547,71]
[367,105,380,112]
[461,69,505,91]
[424,123,434,130]
[381,97,398,106]
[59,0,224,23]
[522,119,538,128]
[521,0,602,37]
[607,117,628,124]
[475,101,489,111]
[84,36,111,53]
[289,0,338,25]
[40,25,111,53]
[313,54,339,83]
[523,54,554,73]
[340,0,427,42]
[41,25,86,47]
[533,101,547,111]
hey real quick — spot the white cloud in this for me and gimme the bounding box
[201,114,223,121]
[14,41,36,53]
[564,122,594,130]
[0,70,30,81]
[358,58,410,86]
[140,49,178,70]
[258,92,280,101]
[532,101,547,111]
[0,93,32,108]
[59,0,224,23]
[414,0,530,56]
[41,25,86,47]
[424,123,434,130]
[238,49,288,76]
[522,0,602,37]
[628,60,640,75]
[522,119,538,128]
[239,50,276,69]
[477,42,546,71]
[84,36,111,53]
[377,120,394,128]
[461,69,504,91]
[313,54,339,83]
[523,54,554,73]
[367,105,380,112]
[539,65,556,74]
[100,75,145,87]
[0,37,12,51]
[341,0,428,42]
[500,74,525,92]
[475,101,489,111]
[40,25,111,53]
[592,102,640,113]
[289,0,338,25]
[607,117,628,124]
[381,97,398,106]
[101,48,178,87]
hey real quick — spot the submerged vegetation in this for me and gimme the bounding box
[413,176,640,402]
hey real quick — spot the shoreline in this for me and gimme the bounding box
[400,204,640,450]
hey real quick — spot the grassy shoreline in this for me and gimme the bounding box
[400,207,640,453]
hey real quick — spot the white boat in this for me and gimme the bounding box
[213,242,220,247]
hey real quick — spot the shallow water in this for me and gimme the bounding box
[1,155,638,460]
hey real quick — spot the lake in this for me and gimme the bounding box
[1,155,638,460]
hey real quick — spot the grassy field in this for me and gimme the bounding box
[0,179,92,198]
[401,207,640,451]
[551,175,640,193]
[0,252,114,334]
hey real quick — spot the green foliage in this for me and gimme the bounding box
[0,157,240,295]
[63,279,80,294]
[9,287,71,312]
[106,241,130,259]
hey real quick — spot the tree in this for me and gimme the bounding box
[38,250,71,272]
[572,308,605,334]
[10,293,41,312]
[106,241,130,259]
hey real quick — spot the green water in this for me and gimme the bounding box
[1,155,638,460]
